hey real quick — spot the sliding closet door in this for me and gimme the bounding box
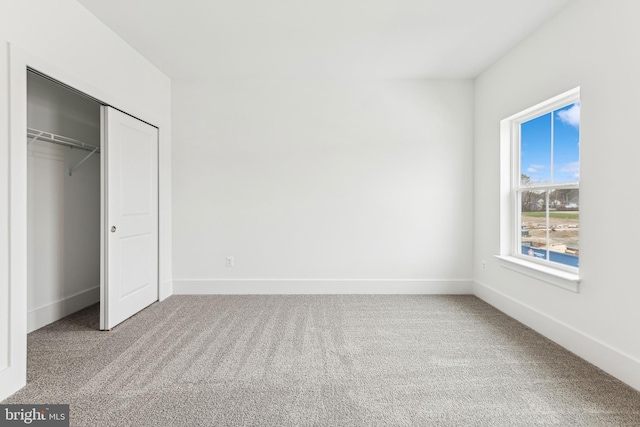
[102,107,158,330]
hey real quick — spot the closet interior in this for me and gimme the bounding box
[27,70,102,332]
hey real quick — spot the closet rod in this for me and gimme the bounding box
[27,127,100,153]
[27,127,101,176]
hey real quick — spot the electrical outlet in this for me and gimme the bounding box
[481,260,487,271]
[226,256,235,267]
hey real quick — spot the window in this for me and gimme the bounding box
[499,88,580,288]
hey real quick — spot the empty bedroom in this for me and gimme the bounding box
[1,0,639,425]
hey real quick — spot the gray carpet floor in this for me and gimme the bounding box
[3,295,640,426]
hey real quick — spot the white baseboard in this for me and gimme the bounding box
[473,280,640,392]
[27,286,100,333]
[173,279,473,295]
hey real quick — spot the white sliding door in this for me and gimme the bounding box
[101,107,158,330]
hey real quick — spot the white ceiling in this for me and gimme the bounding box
[77,0,571,80]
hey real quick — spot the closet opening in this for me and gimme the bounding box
[27,69,102,332]
[26,68,160,334]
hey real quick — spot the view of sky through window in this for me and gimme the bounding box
[521,102,580,184]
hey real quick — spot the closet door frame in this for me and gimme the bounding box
[1,42,29,402]
[2,44,166,401]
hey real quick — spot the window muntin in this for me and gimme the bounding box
[514,97,580,272]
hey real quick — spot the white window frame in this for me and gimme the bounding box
[496,87,581,292]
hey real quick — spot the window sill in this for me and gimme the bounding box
[494,255,580,293]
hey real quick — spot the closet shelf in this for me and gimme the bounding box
[27,127,100,176]
[28,127,100,152]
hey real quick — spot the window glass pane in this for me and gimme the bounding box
[520,189,547,261]
[521,113,551,185]
[548,189,579,267]
[553,102,580,184]
[511,91,580,271]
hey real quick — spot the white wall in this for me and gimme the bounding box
[173,78,474,293]
[27,72,101,332]
[0,41,9,377]
[0,0,171,401]
[474,0,640,390]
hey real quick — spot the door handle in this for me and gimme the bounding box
[111,226,116,233]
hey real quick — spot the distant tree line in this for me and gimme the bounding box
[521,174,579,212]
